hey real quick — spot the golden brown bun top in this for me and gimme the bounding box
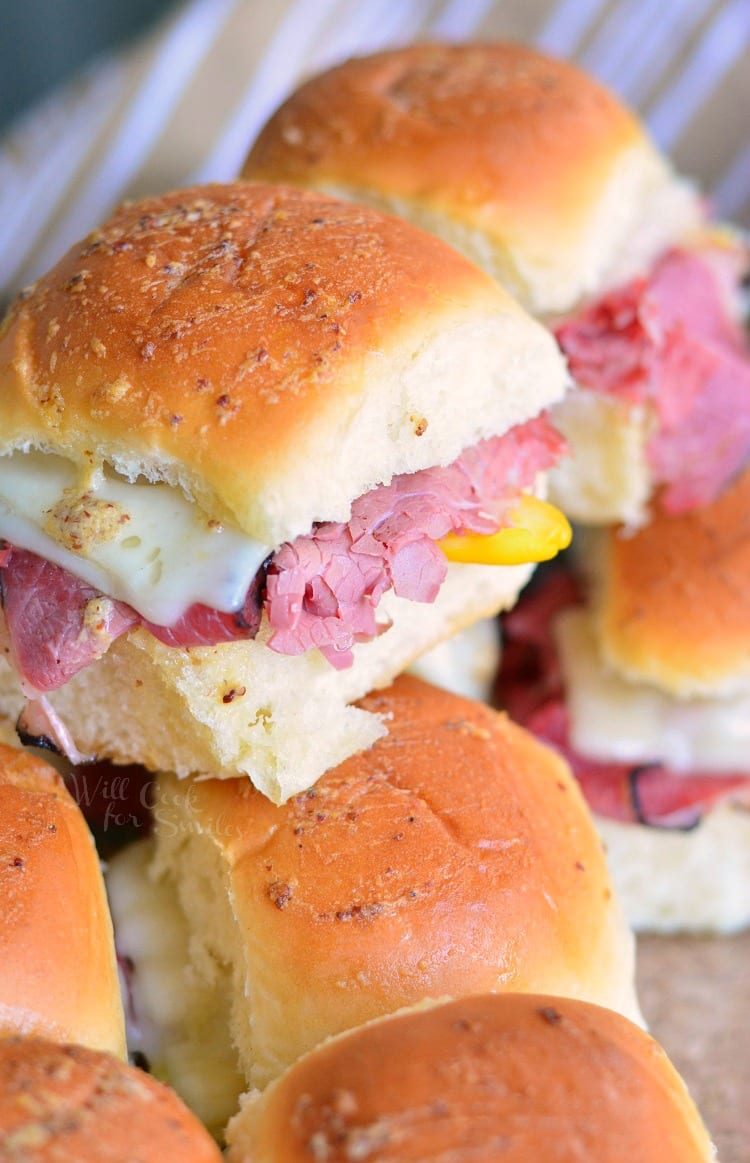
[0,744,125,1058]
[243,44,695,314]
[163,674,637,1062]
[595,469,750,696]
[246,42,639,202]
[0,181,565,545]
[228,993,713,1163]
[0,1038,222,1161]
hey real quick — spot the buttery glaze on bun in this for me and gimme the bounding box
[0,182,562,547]
[589,470,750,697]
[107,675,638,1130]
[226,993,714,1163]
[0,182,569,802]
[0,743,124,1057]
[0,1038,222,1162]
[243,42,700,315]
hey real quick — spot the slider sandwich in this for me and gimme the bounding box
[0,741,125,1056]
[244,41,750,527]
[106,676,639,1133]
[0,182,570,801]
[226,993,714,1163]
[0,1038,222,1161]
[497,468,750,932]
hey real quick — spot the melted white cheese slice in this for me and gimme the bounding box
[106,840,243,1134]
[0,452,271,625]
[556,608,750,773]
[408,617,499,702]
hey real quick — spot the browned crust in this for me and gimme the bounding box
[596,470,750,692]
[171,676,632,1067]
[0,1038,222,1161]
[0,744,124,1057]
[234,993,712,1163]
[0,182,524,539]
[244,43,643,255]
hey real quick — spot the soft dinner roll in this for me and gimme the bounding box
[0,743,125,1057]
[243,42,700,317]
[0,181,570,802]
[107,675,639,1132]
[243,43,750,531]
[225,993,714,1163]
[0,1038,221,1162]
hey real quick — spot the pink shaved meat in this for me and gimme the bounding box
[144,569,265,648]
[497,568,750,829]
[0,417,562,695]
[525,698,750,830]
[0,548,138,692]
[555,245,750,513]
[265,418,564,667]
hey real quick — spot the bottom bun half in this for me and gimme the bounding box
[0,561,531,803]
[597,803,750,933]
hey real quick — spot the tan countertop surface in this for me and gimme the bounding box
[638,933,750,1163]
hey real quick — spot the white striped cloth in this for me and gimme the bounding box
[1,0,748,301]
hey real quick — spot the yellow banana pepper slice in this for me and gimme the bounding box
[440,495,571,566]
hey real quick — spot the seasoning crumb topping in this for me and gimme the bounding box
[222,686,247,704]
[267,881,293,909]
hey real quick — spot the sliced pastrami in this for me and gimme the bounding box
[524,697,750,830]
[555,245,750,513]
[266,417,565,667]
[0,548,138,692]
[498,567,750,830]
[144,567,265,648]
[16,694,94,765]
[0,416,563,688]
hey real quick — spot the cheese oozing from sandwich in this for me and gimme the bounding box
[0,451,570,630]
[557,608,750,773]
[0,451,272,625]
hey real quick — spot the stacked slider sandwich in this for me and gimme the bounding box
[0,181,571,802]
[0,736,217,1158]
[0,112,718,1153]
